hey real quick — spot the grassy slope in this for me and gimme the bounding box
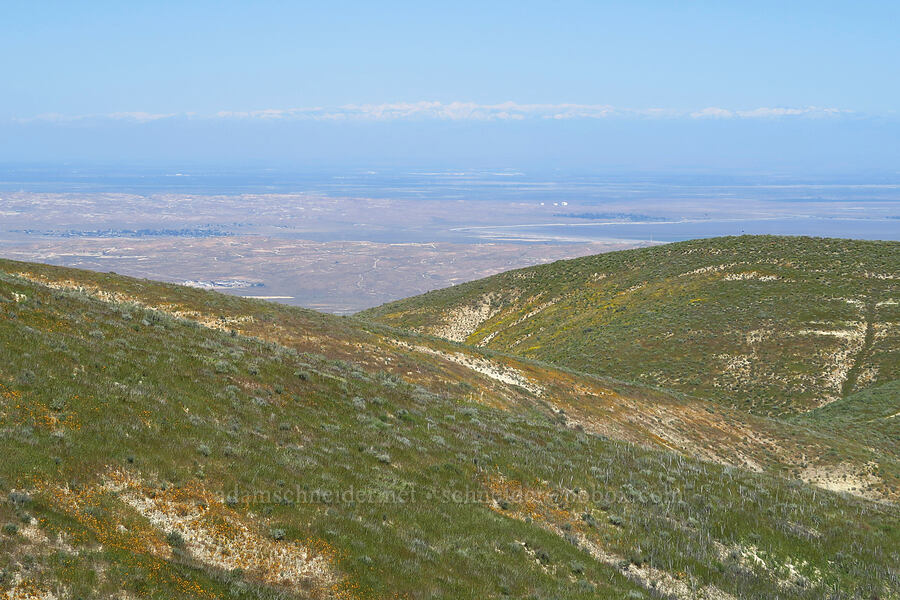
[792,380,900,460]
[361,236,900,417]
[0,259,898,599]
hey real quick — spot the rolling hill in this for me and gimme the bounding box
[1,249,898,599]
[362,236,900,417]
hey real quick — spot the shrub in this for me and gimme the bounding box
[629,549,645,566]
[8,492,31,506]
[85,506,107,519]
[577,580,596,593]
[271,528,286,541]
[608,514,624,526]
[198,444,211,457]
[2,523,18,536]
[166,530,185,548]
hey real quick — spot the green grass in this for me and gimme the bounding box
[361,235,900,417]
[0,256,898,599]
[792,380,900,460]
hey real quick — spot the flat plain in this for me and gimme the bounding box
[2,176,897,312]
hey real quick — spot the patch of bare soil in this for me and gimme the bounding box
[432,291,509,342]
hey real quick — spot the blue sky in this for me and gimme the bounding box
[2,1,899,170]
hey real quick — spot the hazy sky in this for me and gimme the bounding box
[2,1,899,170]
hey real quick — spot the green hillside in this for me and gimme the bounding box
[362,236,900,417]
[2,258,898,599]
[792,380,900,460]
